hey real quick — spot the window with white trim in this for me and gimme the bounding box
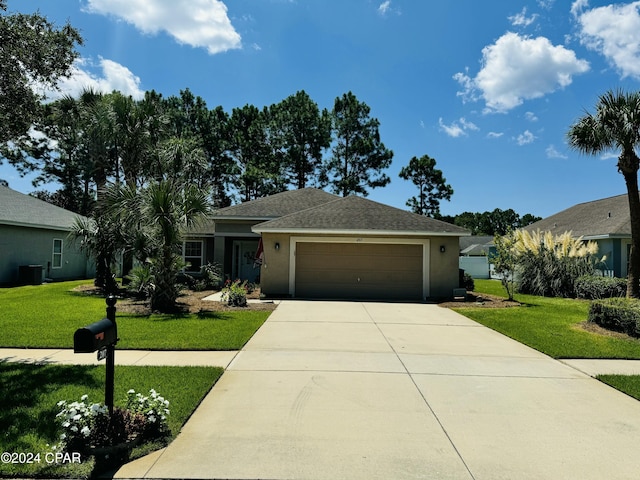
[183,240,203,273]
[52,239,63,269]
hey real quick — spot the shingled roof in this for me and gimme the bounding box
[213,188,339,219]
[0,186,83,231]
[253,195,470,236]
[525,193,630,239]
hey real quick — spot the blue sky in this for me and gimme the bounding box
[3,0,640,218]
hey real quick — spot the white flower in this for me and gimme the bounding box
[70,426,78,433]
[62,421,70,428]
[81,394,88,401]
[128,389,135,394]
[81,426,91,437]
[60,433,66,440]
[148,415,156,423]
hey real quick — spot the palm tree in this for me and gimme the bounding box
[567,89,640,298]
[106,180,210,312]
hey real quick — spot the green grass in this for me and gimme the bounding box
[457,279,640,359]
[0,281,270,350]
[0,363,223,478]
[597,374,640,401]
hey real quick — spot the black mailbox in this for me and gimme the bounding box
[74,318,118,353]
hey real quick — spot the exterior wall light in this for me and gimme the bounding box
[440,245,446,253]
[275,242,280,251]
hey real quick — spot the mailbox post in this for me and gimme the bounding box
[73,295,118,415]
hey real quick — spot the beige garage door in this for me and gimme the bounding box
[295,242,423,300]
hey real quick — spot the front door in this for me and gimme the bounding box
[232,240,260,282]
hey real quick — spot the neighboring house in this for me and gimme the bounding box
[187,188,470,300]
[0,186,94,285]
[525,193,631,278]
[459,236,494,279]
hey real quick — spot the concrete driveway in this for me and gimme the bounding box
[116,301,640,480]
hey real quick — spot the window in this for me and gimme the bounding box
[184,240,203,273]
[52,239,63,269]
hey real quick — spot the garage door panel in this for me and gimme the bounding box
[295,242,423,300]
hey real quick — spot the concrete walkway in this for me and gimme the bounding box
[0,348,237,368]
[105,300,640,480]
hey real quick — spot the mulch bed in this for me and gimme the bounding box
[438,292,521,309]
[72,284,278,315]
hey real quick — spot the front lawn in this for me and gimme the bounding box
[0,363,223,478]
[0,281,271,350]
[456,279,640,359]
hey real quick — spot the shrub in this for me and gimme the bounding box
[463,272,475,291]
[220,279,248,307]
[511,230,600,298]
[125,265,155,299]
[575,275,627,299]
[588,298,640,337]
[187,262,223,292]
[56,390,170,456]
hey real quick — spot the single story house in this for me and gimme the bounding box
[525,193,631,278]
[187,188,470,300]
[0,186,95,285]
[187,188,339,282]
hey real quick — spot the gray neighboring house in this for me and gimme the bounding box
[0,186,94,285]
[525,193,631,278]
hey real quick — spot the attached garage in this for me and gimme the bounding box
[252,195,469,300]
[294,241,425,300]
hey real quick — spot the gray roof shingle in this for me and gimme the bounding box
[526,193,630,238]
[213,188,339,219]
[253,195,470,235]
[0,186,83,231]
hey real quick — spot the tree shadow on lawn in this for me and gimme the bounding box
[0,362,101,450]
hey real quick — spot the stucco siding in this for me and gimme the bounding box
[0,225,91,284]
[259,233,291,296]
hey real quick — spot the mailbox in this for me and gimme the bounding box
[73,317,118,353]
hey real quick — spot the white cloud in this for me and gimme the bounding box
[378,1,391,16]
[38,57,145,101]
[600,152,618,160]
[573,1,640,79]
[538,0,555,9]
[439,117,478,137]
[455,32,589,113]
[546,144,568,159]
[509,7,538,27]
[525,111,538,122]
[516,130,536,145]
[487,131,504,139]
[85,0,241,55]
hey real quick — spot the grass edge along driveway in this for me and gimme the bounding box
[0,280,271,350]
[456,279,640,360]
[458,280,640,403]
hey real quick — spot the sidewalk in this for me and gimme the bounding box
[0,348,237,368]
[2,349,640,376]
